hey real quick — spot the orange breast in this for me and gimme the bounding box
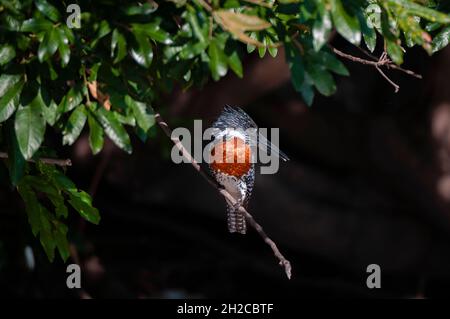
[210,137,251,178]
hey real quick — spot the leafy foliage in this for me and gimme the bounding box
[16,161,100,261]
[0,0,448,261]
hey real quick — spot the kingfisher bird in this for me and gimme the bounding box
[208,106,289,234]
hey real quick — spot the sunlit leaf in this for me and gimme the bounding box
[95,108,132,153]
[0,45,16,66]
[0,80,23,123]
[331,0,361,45]
[62,105,87,146]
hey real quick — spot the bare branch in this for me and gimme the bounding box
[376,66,400,93]
[388,64,423,79]
[330,46,422,92]
[154,112,292,279]
[331,46,390,66]
[354,46,423,79]
[0,152,72,167]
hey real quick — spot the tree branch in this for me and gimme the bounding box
[376,65,400,93]
[331,46,391,67]
[330,46,422,92]
[154,112,292,279]
[0,152,72,167]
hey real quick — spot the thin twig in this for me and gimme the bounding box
[329,46,422,91]
[387,64,422,79]
[331,46,390,66]
[154,112,292,279]
[0,152,72,167]
[355,47,421,79]
[376,66,400,93]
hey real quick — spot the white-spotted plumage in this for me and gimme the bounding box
[208,106,257,234]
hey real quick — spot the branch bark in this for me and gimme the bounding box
[0,152,72,167]
[330,46,422,92]
[154,112,292,279]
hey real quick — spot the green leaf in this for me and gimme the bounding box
[59,86,83,113]
[111,29,127,64]
[0,80,24,123]
[307,66,336,96]
[35,166,101,226]
[56,28,70,67]
[313,10,332,52]
[258,35,267,57]
[68,191,101,224]
[14,103,46,160]
[62,105,87,146]
[380,7,398,41]
[426,22,441,32]
[27,85,51,121]
[42,99,58,126]
[359,12,377,53]
[321,51,349,76]
[125,96,155,132]
[3,13,21,31]
[25,175,68,219]
[267,43,278,58]
[386,0,450,24]
[95,108,132,153]
[87,111,104,155]
[18,35,33,53]
[116,110,136,127]
[432,26,450,53]
[7,126,25,186]
[38,28,59,62]
[38,207,56,262]
[62,25,75,43]
[35,0,61,22]
[131,31,154,68]
[290,59,304,92]
[53,222,70,261]
[122,3,158,15]
[52,169,77,191]
[331,0,361,45]
[186,7,208,44]
[17,183,41,236]
[20,18,53,32]
[88,63,102,83]
[208,40,228,81]
[247,32,257,53]
[0,74,21,96]
[132,23,173,45]
[285,43,304,92]
[48,191,68,220]
[299,81,314,107]
[95,20,111,42]
[0,45,16,66]
[386,40,404,65]
[179,42,209,59]
[227,49,243,78]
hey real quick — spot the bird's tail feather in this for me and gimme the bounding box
[227,204,246,234]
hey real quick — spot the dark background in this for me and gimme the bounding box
[1,36,450,298]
